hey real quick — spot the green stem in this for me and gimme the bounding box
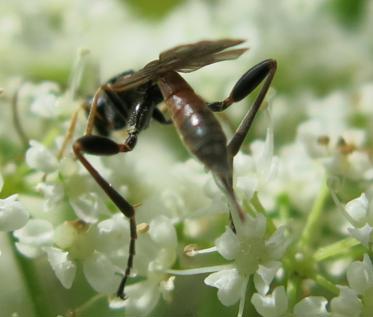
[299,179,329,249]
[314,274,339,295]
[70,293,106,317]
[251,193,276,234]
[7,233,48,317]
[314,237,361,261]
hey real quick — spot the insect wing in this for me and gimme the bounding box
[109,39,247,92]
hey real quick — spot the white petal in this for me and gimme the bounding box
[345,193,369,226]
[36,182,64,212]
[30,92,59,118]
[293,296,329,317]
[265,226,289,260]
[330,286,362,317]
[45,247,77,289]
[0,194,29,231]
[347,224,373,247]
[15,242,42,258]
[238,213,266,240]
[204,268,244,306]
[70,192,109,223]
[149,215,177,249]
[118,280,160,316]
[54,221,83,250]
[215,226,240,260]
[251,286,288,317]
[347,254,373,294]
[13,219,53,246]
[25,140,58,173]
[95,214,130,254]
[254,261,281,295]
[83,251,119,293]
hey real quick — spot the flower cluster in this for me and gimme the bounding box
[1,0,373,317]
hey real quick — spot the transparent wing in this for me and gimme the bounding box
[108,39,248,92]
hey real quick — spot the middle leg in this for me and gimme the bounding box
[73,134,137,299]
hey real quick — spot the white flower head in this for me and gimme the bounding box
[0,194,29,231]
[44,246,77,289]
[25,140,58,173]
[336,192,373,248]
[36,181,65,212]
[346,254,373,295]
[330,254,373,317]
[83,250,120,293]
[69,192,110,224]
[330,286,362,317]
[108,215,178,316]
[345,193,369,227]
[205,214,289,313]
[13,219,54,257]
[252,286,329,317]
[251,286,288,317]
[205,268,245,306]
[235,118,279,206]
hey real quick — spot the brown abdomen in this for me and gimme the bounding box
[157,71,231,175]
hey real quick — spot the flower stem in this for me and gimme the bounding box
[314,274,339,295]
[70,293,105,316]
[299,178,328,249]
[314,237,361,261]
[7,233,49,317]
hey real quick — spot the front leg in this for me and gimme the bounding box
[73,134,137,299]
[208,59,277,157]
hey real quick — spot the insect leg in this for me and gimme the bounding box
[84,84,109,136]
[73,135,137,299]
[57,105,83,160]
[208,59,277,157]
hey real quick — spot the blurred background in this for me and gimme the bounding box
[0,0,372,316]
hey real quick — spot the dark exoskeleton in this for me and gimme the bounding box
[72,39,277,300]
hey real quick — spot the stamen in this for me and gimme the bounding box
[66,47,90,103]
[166,264,234,276]
[237,276,249,317]
[184,244,218,257]
[137,222,149,234]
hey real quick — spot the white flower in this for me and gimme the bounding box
[83,250,120,293]
[205,268,245,306]
[204,214,289,315]
[330,286,362,317]
[44,247,77,289]
[19,81,60,118]
[114,215,178,316]
[36,181,65,212]
[330,254,373,317]
[13,219,54,257]
[345,193,369,227]
[0,194,29,231]
[252,286,329,317]
[234,111,279,210]
[332,192,373,248]
[69,192,109,224]
[25,140,58,173]
[251,286,288,317]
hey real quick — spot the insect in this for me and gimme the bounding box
[72,39,277,299]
